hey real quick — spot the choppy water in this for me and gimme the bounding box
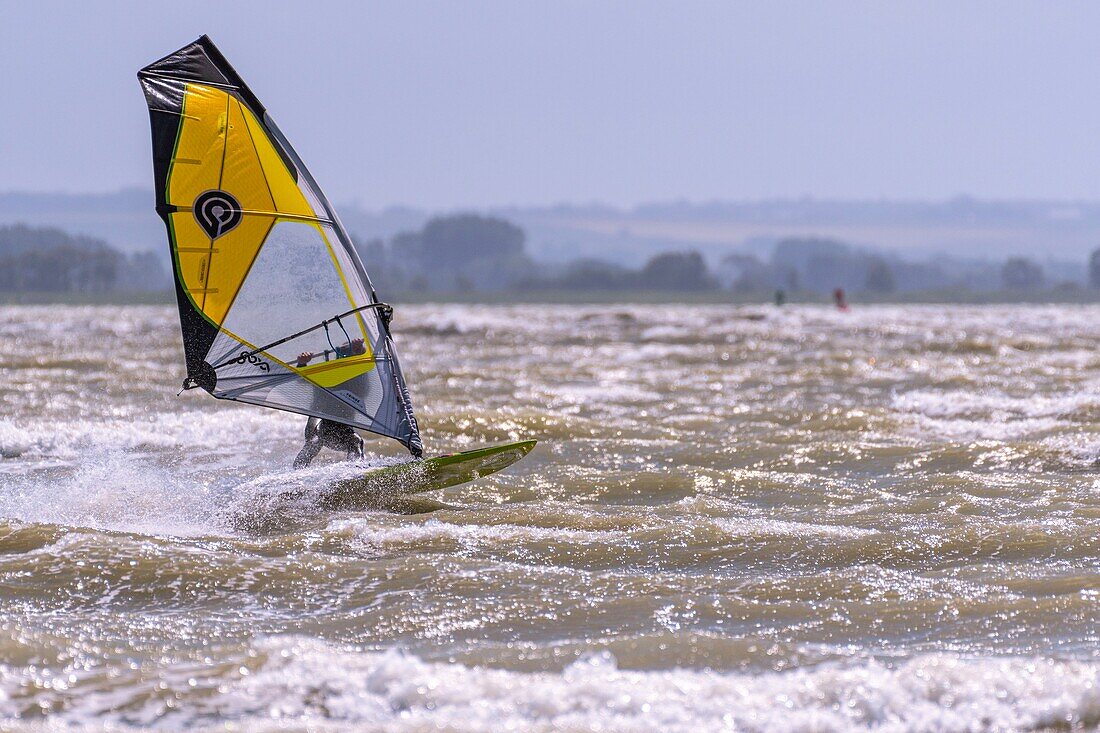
[1,303,1098,731]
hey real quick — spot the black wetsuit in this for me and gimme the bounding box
[293,417,365,468]
[293,340,369,468]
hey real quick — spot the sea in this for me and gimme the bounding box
[0,303,1097,732]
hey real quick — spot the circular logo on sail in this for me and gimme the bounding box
[193,190,243,239]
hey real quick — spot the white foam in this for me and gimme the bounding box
[219,645,1100,732]
[0,449,224,537]
[0,409,288,462]
[711,515,878,541]
[895,389,1100,421]
[1041,433,1100,465]
[406,304,551,335]
[0,407,316,536]
[222,456,415,521]
[14,639,1095,732]
[330,517,627,552]
[890,389,1100,443]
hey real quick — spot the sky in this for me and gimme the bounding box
[3,1,1100,209]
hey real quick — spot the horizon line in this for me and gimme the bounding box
[6,188,1100,213]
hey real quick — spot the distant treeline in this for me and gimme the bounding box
[7,216,1100,300]
[357,216,718,293]
[357,215,535,292]
[718,238,1100,295]
[354,215,1100,295]
[0,224,168,294]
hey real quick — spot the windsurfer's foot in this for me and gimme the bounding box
[293,439,322,469]
[346,438,365,462]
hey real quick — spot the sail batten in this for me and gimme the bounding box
[139,35,423,457]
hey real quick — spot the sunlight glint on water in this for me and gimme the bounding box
[0,303,1098,731]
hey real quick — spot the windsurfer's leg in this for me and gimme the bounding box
[318,421,363,461]
[293,438,322,469]
[304,417,320,441]
[348,433,365,461]
[294,418,323,468]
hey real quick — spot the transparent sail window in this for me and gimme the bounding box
[218,220,367,369]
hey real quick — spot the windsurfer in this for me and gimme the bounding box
[292,339,367,468]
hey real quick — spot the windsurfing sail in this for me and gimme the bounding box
[137,35,422,456]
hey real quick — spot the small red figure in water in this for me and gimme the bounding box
[833,288,849,311]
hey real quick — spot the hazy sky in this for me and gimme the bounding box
[4,1,1100,208]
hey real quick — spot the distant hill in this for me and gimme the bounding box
[3,190,1100,267]
[0,189,163,256]
[503,197,1100,267]
[0,222,113,257]
[0,223,168,294]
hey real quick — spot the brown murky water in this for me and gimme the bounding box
[1,304,1098,730]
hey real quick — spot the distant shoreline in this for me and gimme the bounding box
[6,289,1100,306]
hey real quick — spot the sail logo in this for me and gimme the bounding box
[194,190,243,239]
[236,351,270,372]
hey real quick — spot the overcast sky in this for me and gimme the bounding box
[3,1,1100,209]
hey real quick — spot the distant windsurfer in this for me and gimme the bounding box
[292,339,367,468]
[833,288,849,311]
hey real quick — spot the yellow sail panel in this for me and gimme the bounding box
[220,96,275,214]
[297,353,377,388]
[168,83,314,217]
[167,83,316,325]
[168,211,275,320]
[236,100,316,216]
[165,83,225,202]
